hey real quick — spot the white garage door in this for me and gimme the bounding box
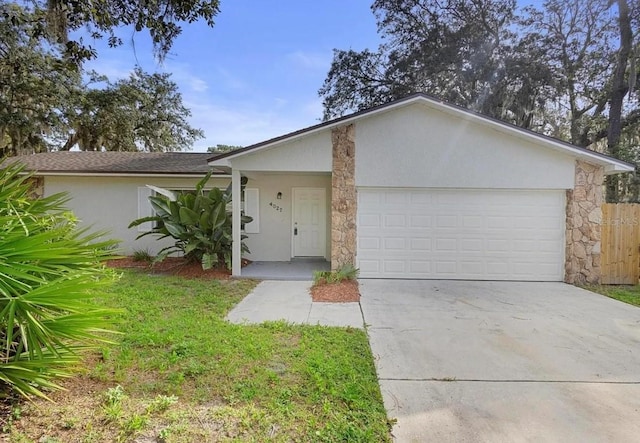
[357,189,565,281]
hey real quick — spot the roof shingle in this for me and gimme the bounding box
[6,151,218,175]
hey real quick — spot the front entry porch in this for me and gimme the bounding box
[240,258,330,281]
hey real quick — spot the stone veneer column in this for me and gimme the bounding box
[331,124,356,270]
[565,160,604,284]
[26,177,44,199]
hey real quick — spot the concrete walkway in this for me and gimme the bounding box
[226,280,363,328]
[241,260,330,281]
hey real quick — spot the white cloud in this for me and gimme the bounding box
[163,63,209,93]
[274,97,288,108]
[84,58,133,81]
[186,100,321,152]
[288,50,331,70]
[84,55,325,153]
[215,68,248,91]
[302,98,324,120]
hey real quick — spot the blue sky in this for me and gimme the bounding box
[84,0,542,152]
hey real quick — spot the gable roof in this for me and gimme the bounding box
[209,93,635,174]
[7,151,226,176]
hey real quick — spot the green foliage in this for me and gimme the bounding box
[0,162,118,399]
[1,404,22,433]
[62,68,204,152]
[6,272,391,441]
[145,395,178,414]
[320,0,522,121]
[128,171,252,270]
[207,144,244,154]
[26,0,221,63]
[102,385,126,422]
[101,385,176,440]
[98,272,387,440]
[0,5,204,157]
[0,3,82,157]
[131,248,154,263]
[313,264,359,285]
[586,284,640,307]
[320,0,640,184]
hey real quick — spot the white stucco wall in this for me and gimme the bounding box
[243,173,332,261]
[231,130,332,172]
[355,103,577,189]
[44,175,230,255]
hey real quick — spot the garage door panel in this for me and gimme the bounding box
[410,215,432,227]
[359,214,381,227]
[459,261,484,275]
[435,238,457,251]
[410,192,433,205]
[358,237,380,250]
[359,259,380,273]
[487,216,512,229]
[410,238,432,250]
[357,189,565,281]
[461,239,483,251]
[410,261,431,273]
[384,238,406,250]
[436,215,457,227]
[384,214,406,227]
[384,260,405,273]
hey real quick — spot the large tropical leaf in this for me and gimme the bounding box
[179,206,199,225]
[129,173,252,270]
[146,185,177,201]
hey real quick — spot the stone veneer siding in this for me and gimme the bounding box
[565,160,604,284]
[331,124,356,270]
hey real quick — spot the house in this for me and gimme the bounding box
[8,151,231,255]
[209,93,634,284]
[9,94,634,284]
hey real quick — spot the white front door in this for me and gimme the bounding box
[292,188,326,257]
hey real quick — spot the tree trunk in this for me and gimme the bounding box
[60,132,79,151]
[606,0,632,202]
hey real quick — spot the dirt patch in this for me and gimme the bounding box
[310,280,360,303]
[105,256,234,280]
[7,355,117,442]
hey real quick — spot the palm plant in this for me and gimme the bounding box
[0,162,117,399]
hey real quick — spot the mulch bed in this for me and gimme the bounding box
[105,256,232,279]
[107,257,361,301]
[310,280,360,303]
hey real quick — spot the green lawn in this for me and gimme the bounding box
[8,271,391,442]
[587,284,640,307]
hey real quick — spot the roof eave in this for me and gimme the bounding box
[26,171,229,178]
[602,163,636,174]
[209,158,232,168]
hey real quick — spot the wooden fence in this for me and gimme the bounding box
[601,203,640,285]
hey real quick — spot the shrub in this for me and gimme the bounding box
[0,162,118,399]
[313,264,359,285]
[128,171,252,270]
[132,248,153,263]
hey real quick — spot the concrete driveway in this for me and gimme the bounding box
[359,280,640,442]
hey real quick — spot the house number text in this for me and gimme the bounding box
[269,202,283,212]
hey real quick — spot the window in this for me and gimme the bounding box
[137,187,154,232]
[243,188,259,233]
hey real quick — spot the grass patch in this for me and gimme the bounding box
[7,271,391,442]
[586,284,640,307]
